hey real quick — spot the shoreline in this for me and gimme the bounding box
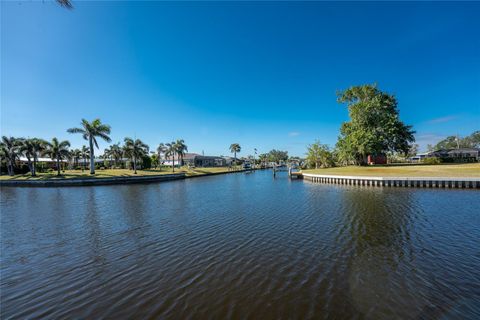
[300,173,480,189]
[0,168,254,188]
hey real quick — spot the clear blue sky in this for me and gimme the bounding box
[2,1,479,156]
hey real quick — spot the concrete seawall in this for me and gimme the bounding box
[0,173,187,187]
[0,169,255,188]
[301,173,480,189]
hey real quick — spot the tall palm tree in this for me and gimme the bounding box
[67,119,111,174]
[229,143,241,166]
[156,143,167,166]
[80,145,89,172]
[175,139,188,166]
[44,138,71,176]
[165,142,176,172]
[1,136,21,176]
[123,138,149,174]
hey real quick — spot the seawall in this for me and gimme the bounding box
[0,168,256,188]
[301,173,480,189]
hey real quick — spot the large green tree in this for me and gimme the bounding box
[306,141,333,169]
[267,149,289,164]
[336,84,415,165]
[67,119,111,174]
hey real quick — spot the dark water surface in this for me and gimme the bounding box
[1,170,479,319]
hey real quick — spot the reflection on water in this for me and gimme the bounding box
[1,170,479,319]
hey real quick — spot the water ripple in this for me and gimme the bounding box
[1,171,479,319]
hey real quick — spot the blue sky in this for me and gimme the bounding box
[1,1,479,156]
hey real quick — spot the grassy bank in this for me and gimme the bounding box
[302,163,480,177]
[0,167,242,181]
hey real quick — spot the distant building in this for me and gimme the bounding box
[222,156,235,166]
[409,148,480,162]
[184,155,226,167]
[408,152,430,162]
[367,154,387,165]
[163,153,200,166]
[446,148,480,161]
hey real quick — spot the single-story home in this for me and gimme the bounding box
[409,148,480,162]
[184,155,226,167]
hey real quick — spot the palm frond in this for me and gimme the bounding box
[67,127,86,134]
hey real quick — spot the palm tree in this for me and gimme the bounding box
[30,138,46,176]
[156,143,167,166]
[71,149,82,169]
[44,138,71,176]
[80,145,89,172]
[108,143,123,168]
[229,143,241,166]
[258,153,268,168]
[19,138,36,176]
[1,136,21,176]
[102,147,111,169]
[175,139,188,166]
[67,119,111,174]
[165,142,176,172]
[57,0,73,9]
[123,138,149,174]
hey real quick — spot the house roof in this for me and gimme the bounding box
[447,148,480,153]
[18,157,68,162]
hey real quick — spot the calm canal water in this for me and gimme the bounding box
[1,170,479,319]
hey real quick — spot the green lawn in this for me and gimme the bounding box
[302,163,480,177]
[0,167,241,180]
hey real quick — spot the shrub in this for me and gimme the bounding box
[142,155,152,169]
[15,164,31,174]
[422,157,441,165]
[47,168,54,173]
[100,167,106,170]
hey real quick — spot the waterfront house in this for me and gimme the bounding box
[445,148,480,161]
[184,155,226,167]
[410,148,480,162]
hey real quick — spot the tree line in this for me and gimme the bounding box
[0,119,257,177]
[0,119,190,176]
[428,131,480,151]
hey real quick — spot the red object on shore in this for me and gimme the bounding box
[368,155,387,165]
